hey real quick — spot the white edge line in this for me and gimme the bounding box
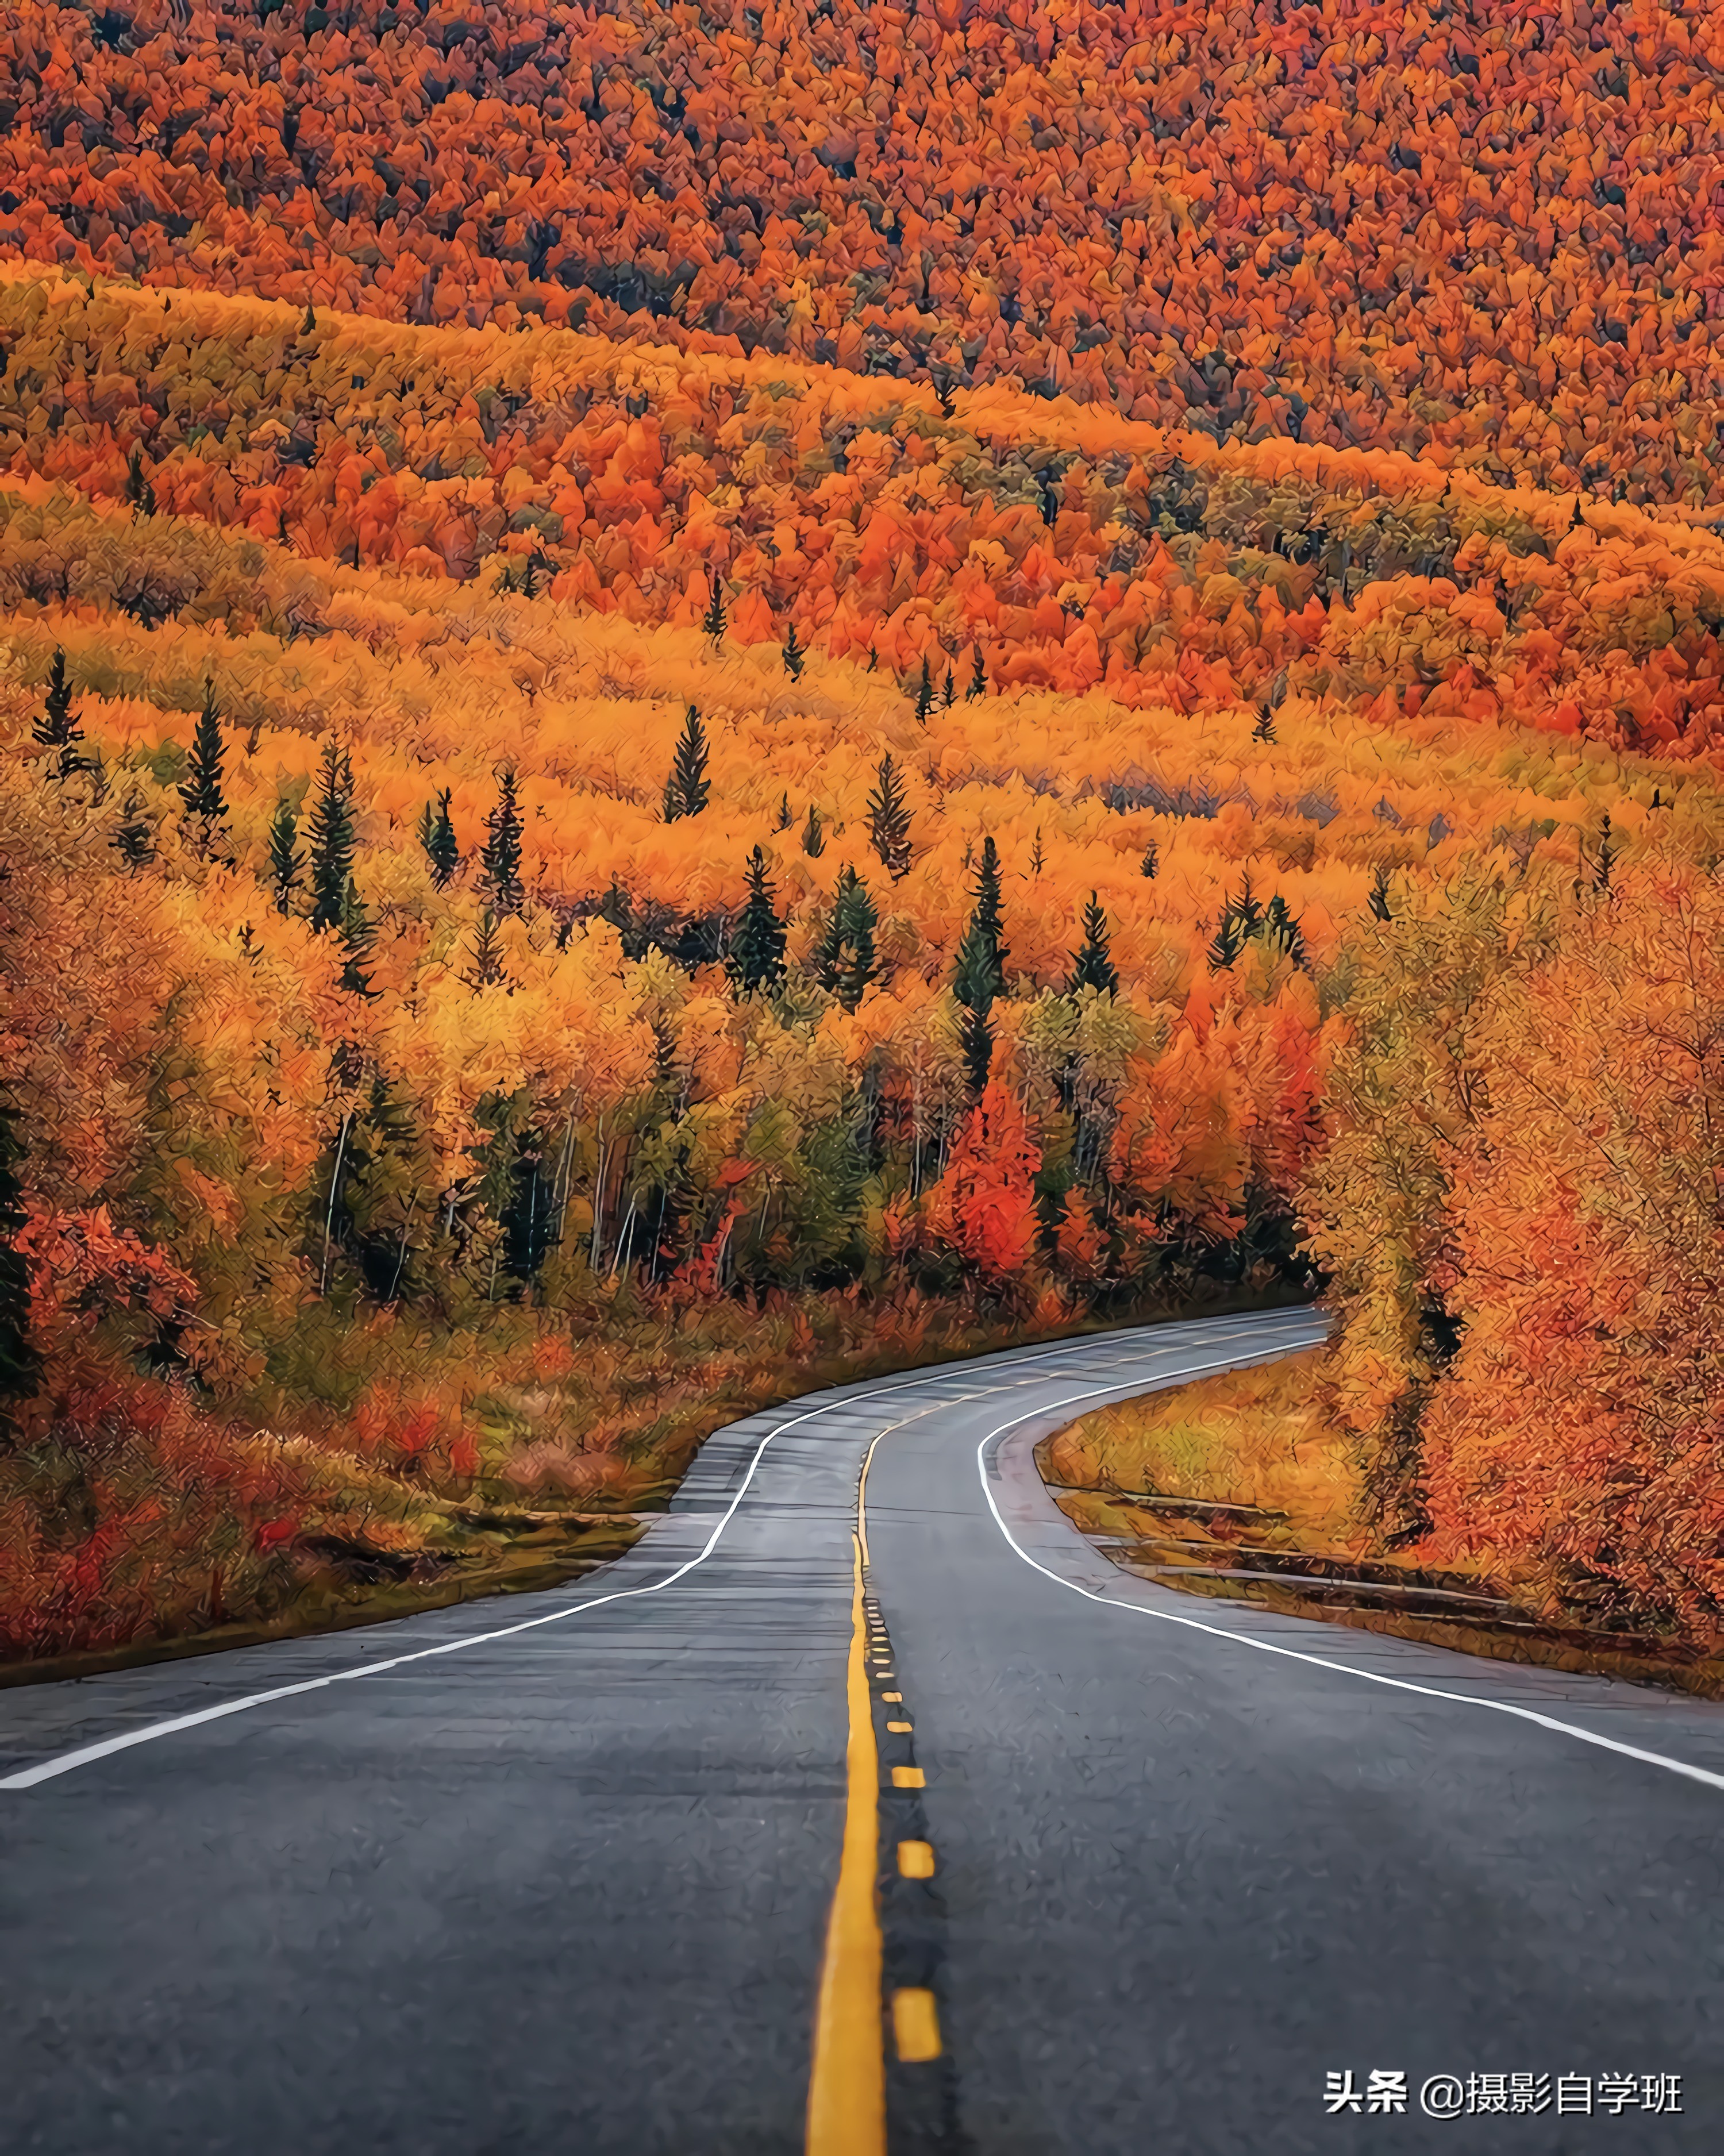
[972,1376,1724,1797]
[0,1312,1323,1791]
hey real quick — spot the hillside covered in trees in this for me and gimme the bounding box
[6,1,1724,1664]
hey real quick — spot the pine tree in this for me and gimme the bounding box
[782,622,805,679]
[32,647,84,775]
[482,765,525,915]
[307,740,357,933]
[1231,871,1263,937]
[942,665,956,709]
[1067,891,1119,997]
[1252,706,1277,744]
[663,706,711,823]
[728,846,787,996]
[422,787,460,887]
[267,796,303,912]
[1140,841,1160,880]
[302,303,316,335]
[802,803,826,857]
[866,752,913,880]
[952,837,1009,1092]
[1207,903,1246,973]
[113,788,155,869]
[178,680,229,834]
[702,568,728,640]
[0,1092,40,1414]
[967,644,987,700]
[1367,863,1394,922]
[815,866,879,1013]
[1030,827,1045,876]
[466,907,509,991]
[125,442,156,517]
[865,646,878,675]
[913,656,934,724]
[776,791,794,831]
[1593,810,1618,895]
[1263,893,1307,968]
[337,876,377,996]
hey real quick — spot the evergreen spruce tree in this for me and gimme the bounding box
[1207,902,1246,973]
[466,907,509,991]
[967,644,987,699]
[1231,870,1263,937]
[663,706,711,823]
[0,1091,41,1413]
[728,846,787,996]
[865,646,878,674]
[1593,810,1618,895]
[422,787,460,887]
[1367,863,1394,922]
[816,866,879,1013]
[776,791,794,831]
[307,740,357,933]
[481,765,525,916]
[942,665,956,709]
[336,876,377,997]
[782,622,805,679]
[1140,840,1160,880]
[1263,892,1307,969]
[1067,891,1119,998]
[125,443,157,517]
[32,647,84,775]
[702,568,728,640]
[867,752,913,880]
[1030,826,1045,876]
[267,796,303,913]
[178,679,229,836]
[913,655,934,725]
[113,787,155,869]
[952,837,1009,1093]
[801,803,826,857]
[1252,706,1277,744]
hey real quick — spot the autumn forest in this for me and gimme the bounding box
[5,0,1724,1665]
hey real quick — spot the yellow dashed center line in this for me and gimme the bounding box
[897,1839,936,1879]
[891,1988,942,2064]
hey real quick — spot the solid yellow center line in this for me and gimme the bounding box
[804,1532,886,2156]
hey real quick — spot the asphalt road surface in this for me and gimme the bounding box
[3,1307,1722,2155]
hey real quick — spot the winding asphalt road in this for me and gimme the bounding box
[3,1308,1722,2155]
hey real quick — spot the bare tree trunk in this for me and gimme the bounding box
[321,1112,352,1293]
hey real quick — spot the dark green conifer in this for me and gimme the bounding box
[421,787,460,887]
[952,836,1009,1093]
[663,706,711,823]
[913,656,934,725]
[802,803,826,857]
[32,648,84,775]
[1067,891,1119,998]
[776,791,794,831]
[466,907,509,991]
[267,796,303,913]
[125,443,156,517]
[113,788,155,870]
[1367,863,1394,921]
[702,568,728,640]
[867,752,913,880]
[1263,893,1307,968]
[783,622,805,679]
[481,765,525,916]
[968,644,987,699]
[815,865,879,1012]
[728,846,787,996]
[178,680,229,839]
[307,740,357,933]
[0,1092,40,1416]
[1140,841,1160,880]
[942,665,956,709]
